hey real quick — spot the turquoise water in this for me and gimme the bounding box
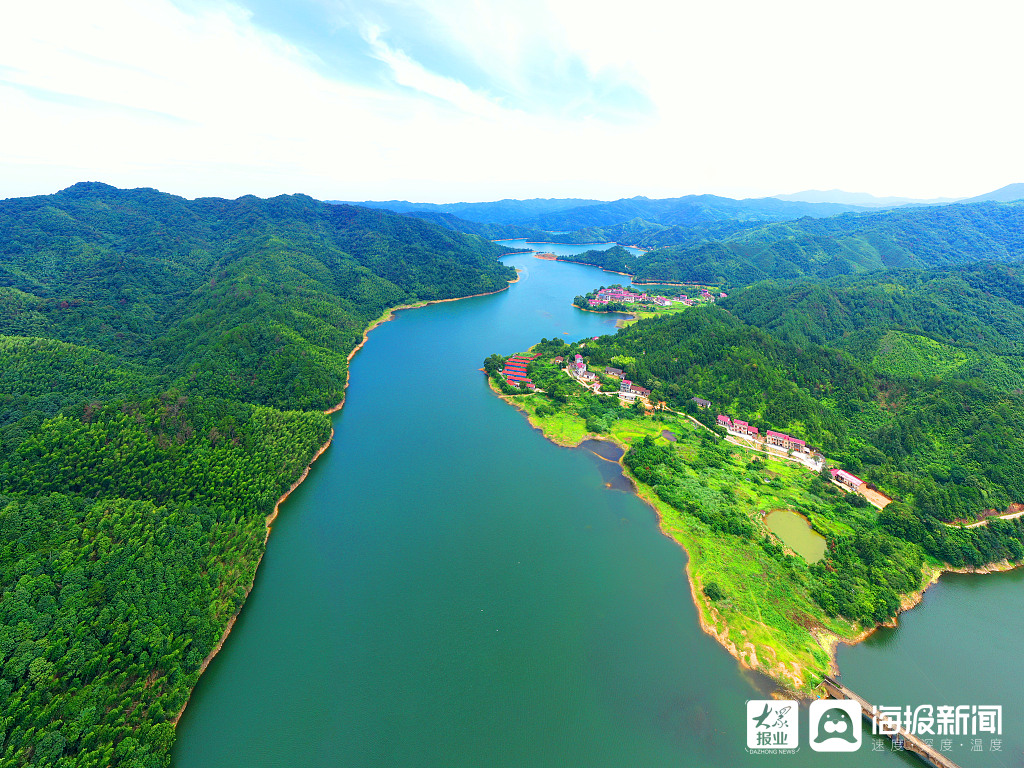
[494,239,646,258]
[839,568,1024,767]
[173,255,986,767]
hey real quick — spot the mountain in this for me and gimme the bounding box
[0,182,516,766]
[773,189,957,207]
[520,194,868,231]
[328,197,604,225]
[0,182,516,409]
[620,200,1024,286]
[721,262,1024,392]
[958,183,1024,204]
[337,194,870,234]
[393,209,553,241]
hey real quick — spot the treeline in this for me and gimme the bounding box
[546,201,1024,286]
[547,307,1024,523]
[723,262,1024,354]
[0,493,264,768]
[0,182,516,411]
[629,201,1024,285]
[721,262,1024,391]
[0,182,516,766]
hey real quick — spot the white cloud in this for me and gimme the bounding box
[360,24,508,120]
[1,0,1023,201]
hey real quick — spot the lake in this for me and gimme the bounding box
[173,254,1010,768]
[494,238,646,258]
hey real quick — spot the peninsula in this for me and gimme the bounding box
[485,280,1024,692]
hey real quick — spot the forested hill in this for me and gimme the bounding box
[390,209,553,241]
[564,306,1024,561]
[0,182,516,410]
[720,262,1024,393]
[624,201,1024,286]
[0,183,515,767]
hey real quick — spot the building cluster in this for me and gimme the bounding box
[501,353,540,389]
[619,379,651,401]
[714,409,872,496]
[573,354,597,381]
[586,286,686,308]
[716,414,760,438]
[717,413,811,455]
[567,356,652,403]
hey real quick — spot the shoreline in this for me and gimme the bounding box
[172,428,335,726]
[325,275,521,416]
[489,238,649,255]
[488,382,1024,695]
[173,273,520,728]
[816,557,1024,674]
[572,303,637,320]
[489,385,781,677]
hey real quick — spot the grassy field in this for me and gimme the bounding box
[616,302,693,326]
[499,387,867,691]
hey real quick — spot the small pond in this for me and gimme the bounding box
[764,509,826,563]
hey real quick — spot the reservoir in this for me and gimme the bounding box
[173,252,1010,767]
[494,238,646,258]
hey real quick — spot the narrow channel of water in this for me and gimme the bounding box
[494,238,645,258]
[172,253,994,768]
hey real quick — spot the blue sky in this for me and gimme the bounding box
[2,0,1023,202]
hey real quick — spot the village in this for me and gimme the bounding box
[582,284,727,309]
[499,349,889,509]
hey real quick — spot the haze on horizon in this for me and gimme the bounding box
[3,0,1023,204]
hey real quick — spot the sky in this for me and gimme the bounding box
[2,0,1023,203]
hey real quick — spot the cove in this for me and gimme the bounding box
[172,254,959,767]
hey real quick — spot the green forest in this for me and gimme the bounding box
[553,201,1024,284]
[0,183,516,767]
[492,275,1024,634]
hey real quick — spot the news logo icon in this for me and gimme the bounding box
[810,699,862,752]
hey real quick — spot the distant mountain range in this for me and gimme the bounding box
[339,186,1024,252]
[333,194,872,233]
[772,189,958,207]
[556,200,1024,287]
[328,197,605,226]
[957,183,1024,204]
[774,184,1024,208]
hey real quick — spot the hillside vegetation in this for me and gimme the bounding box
[722,262,1024,390]
[563,201,1024,283]
[0,183,515,767]
[492,291,1024,685]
